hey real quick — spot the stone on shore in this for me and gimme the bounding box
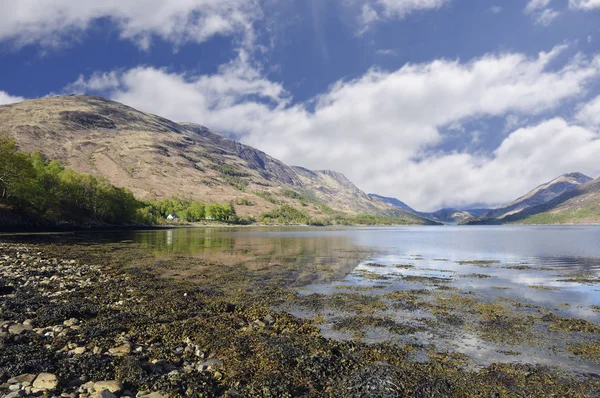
[32,373,59,390]
[108,342,132,356]
[8,374,36,385]
[93,380,123,394]
[137,392,168,398]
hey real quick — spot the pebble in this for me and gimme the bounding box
[108,342,132,356]
[64,318,79,327]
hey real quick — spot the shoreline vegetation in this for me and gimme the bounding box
[0,136,435,232]
[1,240,600,397]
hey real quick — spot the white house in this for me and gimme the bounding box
[167,213,180,221]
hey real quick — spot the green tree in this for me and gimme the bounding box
[0,137,36,203]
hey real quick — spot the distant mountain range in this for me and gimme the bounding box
[464,173,600,225]
[368,194,491,224]
[373,172,600,225]
[0,95,436,225]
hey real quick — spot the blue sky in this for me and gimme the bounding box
[1,0,600,210]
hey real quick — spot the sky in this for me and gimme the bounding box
[1,0,600,211]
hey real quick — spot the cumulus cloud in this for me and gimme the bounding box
[0,0,261,49]
[576,95,600,126]
[0,91,25,105]
[569,0,600,10]
[67,47,600,210]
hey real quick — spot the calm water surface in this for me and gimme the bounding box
[8,225,600,373]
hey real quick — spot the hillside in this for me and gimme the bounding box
[0,95,434,225]
[478,173,592,221]
[501,177,600,224]
[369,194,490,224]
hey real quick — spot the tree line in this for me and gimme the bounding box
[138,198,240,223]
[0,136,242,226]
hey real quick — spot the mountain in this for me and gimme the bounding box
[368,194,418,214]
[477,173,592,221]
[419,208,492,224]
[464,173,599,225]
[0,95,434,225]
[498,176,600,224]
[368,194,491,224]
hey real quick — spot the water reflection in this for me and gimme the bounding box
[4,225,600,371]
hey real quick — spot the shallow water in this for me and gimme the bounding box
[7,225,600,373]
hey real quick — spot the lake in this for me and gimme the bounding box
[7,225,600,374]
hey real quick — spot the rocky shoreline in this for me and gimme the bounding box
[1,240,600,397]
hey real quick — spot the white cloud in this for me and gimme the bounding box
[576,95,600,126]
[375,49,396,56]
[354,0,448,31]
[372,0,448,17]
[525,0,551,14]
[534,8,560,25]
[68,47,600,210]
[0,91,25,105]
[0,0,261,49]
[490,6,503,14]
[524,1,560,26]
[569,0,600,10]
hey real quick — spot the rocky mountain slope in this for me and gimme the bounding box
[369,194,490,224]
[498,176,600,224]
[0,95,433,224]
[478,173,592,221]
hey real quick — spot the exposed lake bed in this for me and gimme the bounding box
[1,226,600,396]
